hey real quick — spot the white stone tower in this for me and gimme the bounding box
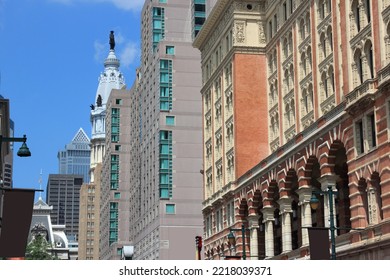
[90,31,126,182]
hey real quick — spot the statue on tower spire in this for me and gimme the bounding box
[109,30,115,50]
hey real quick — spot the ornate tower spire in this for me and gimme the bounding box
[89,31,126,178]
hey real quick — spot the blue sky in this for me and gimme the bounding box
[0,0,143,200]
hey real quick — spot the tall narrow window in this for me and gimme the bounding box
[366,42,374,79]
[356,120,364,154]
[367,113,376,149]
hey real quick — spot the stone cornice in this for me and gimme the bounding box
[193,0,231,50]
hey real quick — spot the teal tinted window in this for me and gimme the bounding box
[166,204,175,214]
[166,116,175,125]
[166,46,175,55]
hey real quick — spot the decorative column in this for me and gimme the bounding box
[278,197,293,253]
[318,174,339,238]
[296,186,313,247]
[261,207,275,258]
[248,215,259,260]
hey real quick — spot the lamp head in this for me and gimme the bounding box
[310,193,320,210]
[17,142,31,157]
[227,231,236,246]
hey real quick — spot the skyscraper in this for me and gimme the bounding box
[127,0,204,260]
[58,128,90,183]
[46,174,83,240]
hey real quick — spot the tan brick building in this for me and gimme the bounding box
[194,0,390,260]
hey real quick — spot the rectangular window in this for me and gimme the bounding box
[166,204,175,214]
[166,116,175,125]
[115,99,122,105]
[355,120,364,154]
[114,192,121,199]
[160,188,170,199]
[367,113,376,149]
[166,46,175,55]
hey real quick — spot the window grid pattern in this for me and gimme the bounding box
[160,59,173,111]
[153,7,165,51]
[111,108,120,142]
[159,130,173,199]
[109,202,118,245]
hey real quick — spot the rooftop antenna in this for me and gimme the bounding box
[38,169,43,200]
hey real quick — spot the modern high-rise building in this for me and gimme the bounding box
[194,0,390,260]
[46,174,83,240]
[99,89,132,260]
[58,127,91,183]
[78,31,126,260]
[127,0,205,260]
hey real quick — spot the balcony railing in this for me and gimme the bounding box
[345,79,377,115]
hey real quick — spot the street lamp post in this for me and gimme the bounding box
[310,185,337,260]
[0,134,31,186]
[228,224,248,260]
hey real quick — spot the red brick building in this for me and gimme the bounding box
[194,0,390,260]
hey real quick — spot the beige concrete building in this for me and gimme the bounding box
[100,89,132,260]
[128,0,204,259]
[194,0,390,260]
[78,163,101,260]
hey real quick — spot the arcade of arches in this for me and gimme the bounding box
[204,138,389,260]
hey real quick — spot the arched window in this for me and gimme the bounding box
[365,40,374,79]
[290,99,295,123]
[320,33,327,59]
[301,52,307,77]
[268,53,274,73]
[283,38,289,60]
[308,84,314,111]
[273,49,278,70]
[307,46,312,72]
[288,32,293,55]
[352,0,361,32]
[299,18,305,41]
[319,0,326,19]
[328,66,335,94]
[321,72,328,99]
[354,49,363,85]
[284,69,290,92]
[285,103,291,127]
[306,12,311,35]
[365,0,371,23]
[327,26,333,52]
[302,89,308,114]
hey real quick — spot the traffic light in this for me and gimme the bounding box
[195,236,202,250]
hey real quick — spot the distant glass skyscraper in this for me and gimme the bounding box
[58,128,91,183]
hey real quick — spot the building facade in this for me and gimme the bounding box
[128,0,204,260]
[58,127,91,183]
[46,174,83,240]
[78,32,126,260]
[194,0,390,260]
[100,89,132,260]
[0,98,13,189]
[78,163,101,260]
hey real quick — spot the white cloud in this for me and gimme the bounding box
[48,0,144,11]
[94,40,106,62]
[119,42,139,68]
